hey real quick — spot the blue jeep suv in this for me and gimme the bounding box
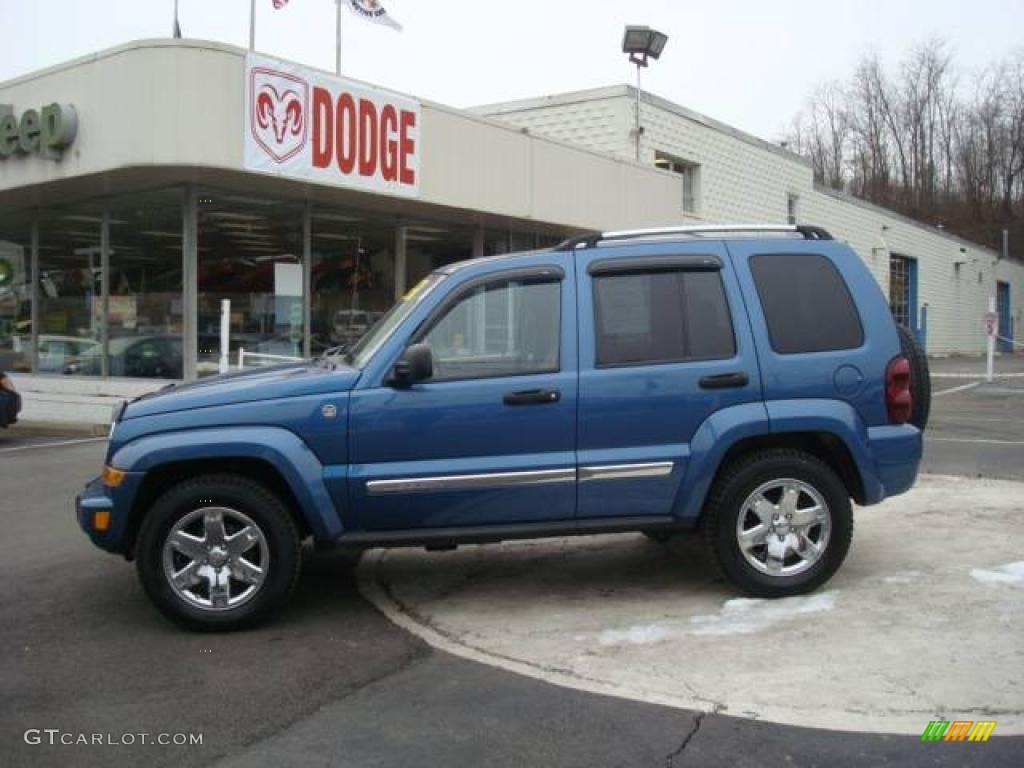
[77,225,927,630]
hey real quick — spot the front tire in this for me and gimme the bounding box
[703,450,853,598]
[135,474,301,631]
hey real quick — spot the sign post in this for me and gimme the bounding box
[985,298,998,383]
[219,299,231,375]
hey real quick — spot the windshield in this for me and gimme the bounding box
[344,274,444,368]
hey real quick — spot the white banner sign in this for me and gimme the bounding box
[244,53,420,198]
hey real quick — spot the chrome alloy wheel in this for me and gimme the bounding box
[735,479,832,577]
[161,507,269,611]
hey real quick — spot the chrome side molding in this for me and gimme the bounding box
[367,468,577,495]
[366,462,674,495]
[578,462,674,482]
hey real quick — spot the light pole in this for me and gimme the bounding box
[622,26,669,162]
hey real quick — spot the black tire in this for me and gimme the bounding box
[703,449,853,598]
[896,324,931,431]
[135,474,301,631]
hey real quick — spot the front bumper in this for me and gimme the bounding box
[76,477,123,554]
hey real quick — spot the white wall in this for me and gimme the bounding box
[478,88,1024,355]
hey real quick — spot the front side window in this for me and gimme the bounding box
[593,270,736,366]
[420,277,560,381]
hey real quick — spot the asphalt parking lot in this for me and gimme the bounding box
[1,362,1022,767]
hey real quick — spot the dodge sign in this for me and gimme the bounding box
[244,53,420,198]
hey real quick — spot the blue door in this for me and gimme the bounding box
[889,254,921,343]
[346,258,577,531]
[997,281,1012,353]
[574,241,762,519]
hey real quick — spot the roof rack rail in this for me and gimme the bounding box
[555,224,833,251]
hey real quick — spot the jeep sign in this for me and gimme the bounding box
[244,54,420,198]
[0,103,77,161]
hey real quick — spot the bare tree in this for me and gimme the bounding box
[787,40,1024,257]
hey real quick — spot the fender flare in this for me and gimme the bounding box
[674,402,770,520]
[675,399,882,520]
[111,426,343,540]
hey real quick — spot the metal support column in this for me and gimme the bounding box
[394,224,408,302]
[303,202,312,358]
[100,212,110,378]
[29,218,39,374]
[472,225,485,259]
[182,185,198,381]
[634,64,642,161]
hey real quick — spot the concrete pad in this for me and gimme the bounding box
[358,475,1024,735]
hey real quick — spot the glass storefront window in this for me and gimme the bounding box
[311,212,397,356]
[484,229,510,257]
[37,207,103,376]
[405,223,473,289]
[104,189,183,379]
[0,214,32,374]
[2,184,573,381]
[197,193,304,374]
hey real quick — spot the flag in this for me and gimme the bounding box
[273,0,290,8]
[173,0,182,37]
[345,0,402,31]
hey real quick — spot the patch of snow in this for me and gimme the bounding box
[599,624,677,646]
[597,592,838,646]
[687,592,837,636]
[884,571,924,584]
[970,561,1024,586]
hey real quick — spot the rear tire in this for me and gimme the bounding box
[703,449,853,598]
[896,324,931,431]
[135,474,301,631]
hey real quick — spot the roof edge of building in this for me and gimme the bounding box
[0,38,246,90]
[472,85,813,171]
[813,183,1000,258]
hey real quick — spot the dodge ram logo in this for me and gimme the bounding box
[250,67,309,163]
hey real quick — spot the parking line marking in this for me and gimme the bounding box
[933,416,1024,424]
[0,437,106,454]
[931,372,1024,379]
[934,382,981,397]
[929,437,1024,446]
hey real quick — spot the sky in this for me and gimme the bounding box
[0,0,1021,141]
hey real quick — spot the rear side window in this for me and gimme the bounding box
[750,254,864,354]
[593,270,736,366]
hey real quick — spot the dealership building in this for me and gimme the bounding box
[1,39,1021,424]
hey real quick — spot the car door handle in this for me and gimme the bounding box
[699,372,749,390]
[503,388,561,406]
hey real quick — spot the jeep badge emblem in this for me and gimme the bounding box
[321,404,337,419]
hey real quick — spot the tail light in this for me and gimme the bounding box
[886,356,912,424]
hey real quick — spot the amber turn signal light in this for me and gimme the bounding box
[93,510,111,532]
[101,465,126,487]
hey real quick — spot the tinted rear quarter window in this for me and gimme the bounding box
[750,253,864,354]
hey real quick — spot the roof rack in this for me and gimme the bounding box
[555,224,833,251]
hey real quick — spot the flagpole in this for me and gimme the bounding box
[335,0,342,74]
[249,0,256,51]
[173,0,179,36]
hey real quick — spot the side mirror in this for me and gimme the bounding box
[389,343,433,387]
